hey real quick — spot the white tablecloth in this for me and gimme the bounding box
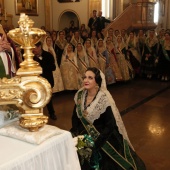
[0,129,81,170]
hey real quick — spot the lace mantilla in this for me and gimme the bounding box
[75,90,110,124]
[74,69,134,150]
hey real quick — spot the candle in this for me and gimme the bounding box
[4,8,6,20]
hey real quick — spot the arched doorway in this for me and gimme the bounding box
[58,10,80,30]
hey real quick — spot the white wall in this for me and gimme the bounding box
[4,0,45,28]
[51,0,89,30]
[5,0,89,31]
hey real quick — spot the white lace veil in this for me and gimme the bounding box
[115,35,126,52]
[96,38,106,52]
[74,43,87,57]
[126,32,138,49]
[99,70,134,150]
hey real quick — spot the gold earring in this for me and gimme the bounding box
[95,85,99,90]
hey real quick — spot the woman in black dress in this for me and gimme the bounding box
[140,29,159,79]
[70,67,146,170]
[157,31,170,81]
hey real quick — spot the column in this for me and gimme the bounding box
[44,0,51,31]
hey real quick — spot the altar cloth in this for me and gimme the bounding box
[0,126,81,170]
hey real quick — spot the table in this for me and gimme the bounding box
[0,128,81,170]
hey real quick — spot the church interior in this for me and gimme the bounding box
[0,0,170,170]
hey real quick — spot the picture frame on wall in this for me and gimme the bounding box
[58,0,80,2]
[0,0,4,15]
[15,0,38,16]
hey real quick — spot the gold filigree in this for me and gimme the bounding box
[0,14,50,131]
[0,77,21,84]
[20,115,48,132]
[8,13,46,75]
[0,89,23,100]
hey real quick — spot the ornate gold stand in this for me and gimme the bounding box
[0,13,50,132]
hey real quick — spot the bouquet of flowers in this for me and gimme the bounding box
[0,105,20,126]
[74,134,101,170]
[75,134,94,165]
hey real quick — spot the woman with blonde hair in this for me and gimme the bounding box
[70,30,84,49]
[89,29,98,49]
[60,43,83,90]
[75,42,89,77]
[96,38,115,84]
[55,30,68,66]
[96,38,107,73]
[43,36,64,93]
[105,27,117,45]
[115,35,133,81]
[84,38,100,69]
[105,36,123,82]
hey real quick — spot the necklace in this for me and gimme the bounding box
[83,90,99,117]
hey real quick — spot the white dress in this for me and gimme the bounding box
[43,36,64,93]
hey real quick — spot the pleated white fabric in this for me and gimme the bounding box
[0,129,81,170]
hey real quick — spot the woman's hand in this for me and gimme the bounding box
[1,42,11,52]
[0,39,11,52]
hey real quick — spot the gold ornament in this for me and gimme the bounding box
[0,13,50,132]
[95,85,99,90]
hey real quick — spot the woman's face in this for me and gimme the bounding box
[85,40,91,48]
[108,29,113,36]
[77,44,82,51]
[98,40,103,47]
[106,37,111,44]
[83,71,97,90]
[67,44,73,52]
[92,31,96,36]
[160,29,165,36]
[66,36,71,42]
[74,31,79,38]
[165,33,170,40]
[46,37,52,46]
[149,31,155,37]
[121,29,126,36]
[59,31,64,39]
[138,30,144,36]
[69,31,73,37]
[114,30,120,36]
[46,31,51,36]
[52,31,57,38]
[117,37,122,43]
[129,32,134,38]
[97,32,102,38]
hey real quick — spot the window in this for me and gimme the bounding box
[154,1,159,23]
[102,0,110,18]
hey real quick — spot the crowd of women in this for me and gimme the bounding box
[1,23,170,93]
[37,26,170,93]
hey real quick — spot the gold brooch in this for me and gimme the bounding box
[83,110,88,117]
